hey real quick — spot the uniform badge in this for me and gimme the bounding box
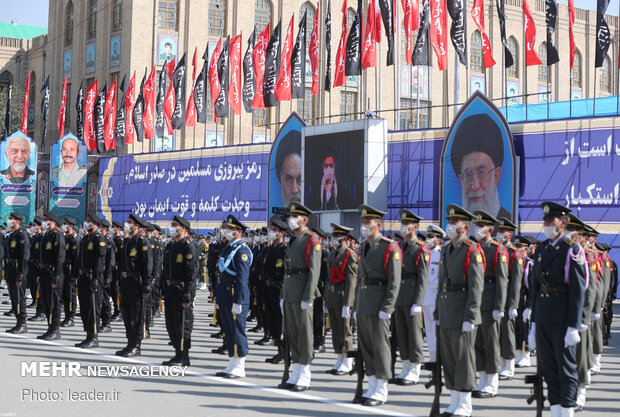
[518,258,524,265]
[449,208,455,216]
[424,254,430,262]
[476,254,483,263]
[65,244,69,250]
[543,205,550,214]
[130,248,137,257]
[35,243,39,249]
[276,258,283,268]
[591,264,597,272]
[291,204,296,211]
[241,253,249,261]
[501,254,507,263]
[100,241,106,247]
[176,253,183,263]
[315,244,321,252]
[142,245,148,251]
[45,242,52,250]
[362,208,367,216]
[606,261,610,267]
[401,212,406,219]
[87,242,94,250]
[10,240,16,248]
[394,251,400,261]
[186,253,193,260]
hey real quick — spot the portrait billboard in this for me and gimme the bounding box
[110,35,121,68]
[85,42,96,74]
[49,134,88,221]
[63,49,72,79]
[157,34,178,66]
[0,132,37,222]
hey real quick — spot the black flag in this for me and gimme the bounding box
[378,0,395,66]
[242,30,256,113]
[495,0,513,68]
[172,53,187,129]
[2,84,11,139]
[40,75,50,146]
[447,0,467,67]
[345,4,362,76]
[595,0,611,68]
[545,0,559,66]
[325,0,332,92]
[155,64,167,137]
[263,21,281,108]
[413,0,430,66]
[292,13,307,99]
[133,73,145,142]
[194,61,207,123]
[115,74,127,148]
[76,80,84,141]
[215,37,231,118]
[95,83,107,153]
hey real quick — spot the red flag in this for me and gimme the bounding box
[471,0,495,68]
[104,77,117,151]
[229,34,243,115]
[142,67,156,139]
[309,3,320,95]
[84,79,99,150]
[164,58,176,80]
[209,38,223,118]
[163,83,175,135]
[275,15,295,101]
[362,0,378,69]
[523,0,542,66]
[185,47,198,127]
[57,76,68,137]
[20,71,31,134]
[430,0,448,70]
[124,72,136,145]
[252,23,271,109]
[401,0,418,65]
[333,0,348,87]
[568,0,577,69]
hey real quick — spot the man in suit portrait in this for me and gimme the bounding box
[1,135,34,184]
[51,137,87,188]
[160,41,175,63]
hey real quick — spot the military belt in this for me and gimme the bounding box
[6,259,18,264]
[540,283,568,294]
[442,283,468,292]
[217,276,236,285]
[286,267,309,275]
[365,278,387,286]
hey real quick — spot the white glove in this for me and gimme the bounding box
[528,324,536,349]
[564,327,581,348]
[523,308,532,321]
[353,311,357,322]
[341,305,351,318]
[461,321,475,332]
[579,323,588,332]
[279,299,284,314]
[301,300,312,310]
[322,302,328,314]
[591,312,601,321]
[378,311,391,320]
[231,303,242,315]
[410,304,422,316]
[508,308,518,319]
[492,310,504,321]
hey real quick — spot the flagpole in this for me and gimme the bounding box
[569,71,573,118]
[394,1,399,130]
[523,21,528,122]
[616,24,619,115]
[593,68,597,117]
[415,66,420,128]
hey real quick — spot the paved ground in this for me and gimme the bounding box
[0,287,618,417]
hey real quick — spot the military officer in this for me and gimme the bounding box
[27,216,45,321]
[75,213,107,348]
[279,202,322,392]
[324,223,358,375]
[525,202,586,417]
[37,213,66,340]
[110,221,124,321]
[61,217,80,327]
[214,215,253,378]
[5,212,30,334]
[435,204,485,417]
[312,227,328,354]
[116,214,153,357]
[99,219,116,333]
[584,226,606,376]
[354,205,402,406]
[150,224,164,320]
[422,225,446,363]
[514,235,535,368]
[393,209,429,385]
[162,215,197,366]
[471,210,508,398]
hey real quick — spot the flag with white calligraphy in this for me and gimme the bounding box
[57,76,67,138]
[292,13,307,99]
[412,0,430,66]
[595,0,611,68]
[252,23,271,109]
[155,62,167,136]
[143,67,156,139]
[345,2,362,76]
[208,39,222,121]
[124,72,135,145]
[133,73,145,141]
[276,15,295,102]
[83,79,98,151]
[215,37,230,117]
[448,0,467,67]
[172,52,187,129]
[40,75,50,147]
[568,0,576,69]
[185,47,198,127]
[76,80,84,142]
[545,0,559,66]
[20,71,30,134]
[3,84,11,139]
[242,30,256,112]
[523,0,542,66]
[95,83,107,152]
[495,0,513,68]
[229,34,242,115]
[333,0,348,87]
[104,77,117,151]
[115,74,126,148]
[402,0,419,66]
[194,60,207,122]
[310,3,320,95]
[378,0,395,66]
[472,0,495,68]
[430,0,448,70]
[263,21,281,108]
[362,0,377,69]
[325,0,332,91]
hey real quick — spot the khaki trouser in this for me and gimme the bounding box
[441,326,478,391]
[394,305,424,363]
[358,314,391,380]
[285,301,314,365]
[475,310,501,374]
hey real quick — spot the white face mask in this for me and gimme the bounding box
[7,219,16,229]
[287,217,300,231]
[223,229,236,242]
[446,224,458,240]
[123,222,133,234]
[268,231,278,241]
[83,221,92,231]
[472,225,486,241]
[495,232,506,243]
[41,221,50,232]
[260,235,268,244]
[284,236,290,245]
[360,223,372,238]
[543,225,558,240]
[330,237,341,247]
[252,236,259,244]
[400,225,411,237]
[61,224,69,233]
[426,238,437,250]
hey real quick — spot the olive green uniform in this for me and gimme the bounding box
[500,244,523,361]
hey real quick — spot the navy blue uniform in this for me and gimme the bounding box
[215,239,253,358]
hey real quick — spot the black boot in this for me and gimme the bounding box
[6,323,27,334]
[28,313,46,322]
[162,350,180,366]
[211,344,227,354]
[61,318,74,327]
[42,326,61,341]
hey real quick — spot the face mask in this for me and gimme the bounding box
[125,222,134,234]
[330,237,341,247]
[495,233,506,243]
[252,236,259,244]
[259,236,267,244]
[473,225,486,241]
[543,225,558,240]
[446,224,458,240]
[426,238,437,250]
[41,222,50,232]
[223,229,236,242]
[268,231,278,241]
[168,226,179,238]
[284,236,290,245]
[61,224,69,233]
[83,221,92,231]
[7,218,16,229]
[360,224,372,238]
[287,217,300,231]
[400,225,411,237]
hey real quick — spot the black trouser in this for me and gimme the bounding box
[264,283,283,345]
[62,270,77,320]
[164,282,194,352]
[6,265,27,326]
[27,263,38,306]
[119,275,146,348]
[111,268,121,316]
[101,284,113,326]
[313,295,325,349]
[39,267,64,331]
[537,323,578,407]
[78,274,102,339]
[515,292,529,350]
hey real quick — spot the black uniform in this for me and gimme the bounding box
[148,237,164,326]
[5,228,30,331]
[77,230,107,346]
[263,240,287,360]
[111,235,124,319]
[27,233,43,316]
[39,227,66,337]
[62,233,80,325]
[101,234,116,329]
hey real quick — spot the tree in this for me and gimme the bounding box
[0,85,25,138]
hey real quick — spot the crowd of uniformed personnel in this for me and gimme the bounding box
[0,201,618,416]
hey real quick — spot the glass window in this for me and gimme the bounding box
[88,0,97,39]
[209,0,226,36]
[399,98,430,129]
[65,1,74,46]
[255,0,272,33]
[112,0,122,32]
[506,36,518,78]
[300,2,316,33]
[297,87,315,125]
[158,0,178,30]
[253,108,270,126]
[470,31,483,73]
[346,8,355,31]
[538,43,548,82]
[600,55,611,92]
[340,91,357,121]
[571,50,581,88]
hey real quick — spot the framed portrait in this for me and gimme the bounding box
[471,75,485,95]
[63,49,72,79]
[110,35,121,68]
[155,131,175,152]
[0,132,38,222]
[572,90,582,100]
[85,42,96,74]
[205,131,224,148]
[538,85,549,104]
[506,81,519,106]
[157,34,178,66]
[50,134,88,189]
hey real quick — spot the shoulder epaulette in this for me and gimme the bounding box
[464,238,473,245]
[491,240,499,246]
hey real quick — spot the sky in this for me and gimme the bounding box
[1,0,619,29]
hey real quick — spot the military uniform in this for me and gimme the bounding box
[5,213,30,333]
[100,220,116,332]
[27,220,44,320]
[588,230,608,375]
[111,229,125,320]
[513,236,535,367]
[422,225,446,363]
[312,228,329,353]
[38,214,66,340]
[61,219,80,327]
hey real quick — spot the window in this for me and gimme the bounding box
[253,108,270,127]
[571,50,581,88]
[209,0,226,36]
[600,56,611,93]
[399,98,430,129]
[470,31,483,72]
[538,43,548,82]
[88,0,97,39]
[297,87,315,125]
[158,0,178,30]
[300,2,316,33]
[506,36,518,78]
[112,0,122,32]
[346,8,356,31]
[255,0,272,33]
[65,1,74,46]
[340,91,357,121]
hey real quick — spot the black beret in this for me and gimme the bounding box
[359,204,386,219]
[446,204,475,221]
[541,202,571,220]
[9,212,25,222]
[172,215,191,232]
[153,224,162,232]
[451,113,504,176]
[43,212,59,223]
[64,216,77,226]
[87,212,101,225]
[33,216,43,225]
[146,223,155,232]
[275,130,301,180]
[399,209,423,223]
